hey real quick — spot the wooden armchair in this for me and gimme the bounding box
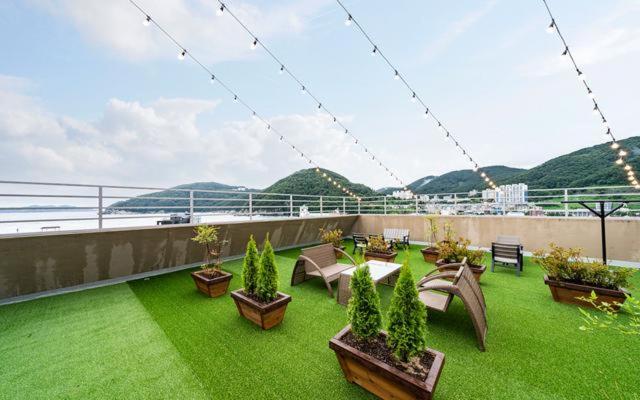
[491,235,524,276]
[291,243,356,297]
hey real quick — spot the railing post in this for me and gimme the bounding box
[564,189,569,217]
[358,198,361,214]
[320,196,323,216]
[384,196,387,215]
[249,193,253,221]
[189,190,194,221]
[415,196,419,214]
[98,186,103,230]
[289,194,293,218]
[343,197,346,214]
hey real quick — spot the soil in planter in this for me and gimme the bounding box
[239,290,287,305]
[198,269,226,279]
[342,331,435,381]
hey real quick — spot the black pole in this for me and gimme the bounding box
[599,201,607,265]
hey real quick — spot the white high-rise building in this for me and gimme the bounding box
[482,183,528,205]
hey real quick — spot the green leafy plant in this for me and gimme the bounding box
[578,292,640,335]
[256,235,279,302]
[424,215,439,247]
[437,237,484,265]
[347,264,382,341]
[533,243,634,289]
[242,235,259,295]
[386,262,428,363]
[191,225,227,275]
[319,228,343,248]
[366,235,392,254]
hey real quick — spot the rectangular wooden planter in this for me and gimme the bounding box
[230,289,292,330]
[191,270,232,298]
[329,326,445,400]
[543,275,629,310]
[365,251,398,263]
[420,247,439,263]
[435,259,486,282]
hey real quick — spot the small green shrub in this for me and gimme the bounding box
[386,262,427,363]
[319,228,343,248]
[533,243,635,289]
[437,237,484,265]
[256,236,279,302]
[242,235,259,295]
[578,292,640,336]
[347,264,382,340]
[366,235,392,254]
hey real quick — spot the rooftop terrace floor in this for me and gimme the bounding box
[1,243,638,399]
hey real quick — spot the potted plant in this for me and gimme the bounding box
[190,225,232,298]
[329,263,445,399]
[436,236,486,282]
[230,235,292,330]
[364,235,398,263]
[533,243,634,309]
[319,227,345,259]
[420,216,440,263]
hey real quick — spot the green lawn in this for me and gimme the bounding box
[1,242,639,399]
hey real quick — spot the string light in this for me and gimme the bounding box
[345,14,353,26]
[251,38,258,50]
[217,4,224,16]
[210,74,215,84]
[616,158,624,165]
[546,20,556,33]
[619,150,628,157]
[410,92,417,103]
[611,142,620,150]
[127,1,361,200]
[393,70,400,80]
[209,0,415,196]
[624,165,632,171]
[371,45,377,56]
[143,15,151,26]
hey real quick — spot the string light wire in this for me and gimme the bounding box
[128,0,362,200]
[335,0,498,190]
[541,0,638,190]
[214,0,414,195]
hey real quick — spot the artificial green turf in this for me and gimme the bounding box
[1,243,639,399]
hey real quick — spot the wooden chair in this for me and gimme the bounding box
[417,264,487,351]
[291,243,356,297]
[491,235,524,276]
[352,233,369,254]
[383,228,410,249]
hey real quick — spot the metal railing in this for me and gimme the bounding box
[1,180,639,235]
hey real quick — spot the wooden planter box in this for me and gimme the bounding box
[420,247,439,263]
[329,326,445,400]
[365,251,398,263]
[436,259,486,282]
[334,245,346,259]
[230,289,292,330]
[191,270,232,298]
[543,275,629,310]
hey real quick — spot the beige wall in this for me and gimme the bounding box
[354,215,640,262]
[0,216,357,300]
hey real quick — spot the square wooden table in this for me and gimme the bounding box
[337,260,402,306]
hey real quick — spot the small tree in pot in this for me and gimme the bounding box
[190,225,232,297]
[231,235,292,330]
[436,228,486,282]
[364,235,397,263]
[319,228,345,258]
[420,216,440,263]
[330,262,445,399]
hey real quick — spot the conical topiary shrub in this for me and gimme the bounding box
[257,235,279,303]
[386,262,428,362]
[242,235,259,295]
[347,264,382,341]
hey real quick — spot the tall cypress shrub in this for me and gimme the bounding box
[348,264,382,340]
[257,236,279,302]
[242,235,259,295]
[387,262,427,362]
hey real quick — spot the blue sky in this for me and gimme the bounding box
[1,0,639,190]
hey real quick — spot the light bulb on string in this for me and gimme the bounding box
[251,38,258,50]
[624,165,632,171]
[410,92,417,103]
[423,109,429,119]
[317,103,322,110]
[345,14,353,26]
[577,69,585,81]
[300,85,306,94]
[611,142,620,150]
[481,172,487,178]
[279,65,284,75]
[371,45,377,56]
[210,74,215,84]
[547,20,556,33]
[394,70,400,80]
[604,128,611,138]
[178,49,186,60]
[233,95,238,103]
[484,177,490,182]
[561,47,568,57]
[216,4,224,16]
[616,158,624,165]
[143,15,151,26]
[628,176,635,182]
[619,150,628,157]
[587,87,595,99]
[473,165,479,172]
[592,104,599,115]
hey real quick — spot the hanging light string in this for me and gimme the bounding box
[336,0,498,190]
[541,0,638,190]
[215,1,413,195]
[129,0,361,200]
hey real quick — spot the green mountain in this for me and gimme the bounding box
[504,137,640,189]
[409,166,525,194]
[263,168,376,197]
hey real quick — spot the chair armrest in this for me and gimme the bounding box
[417,274,458,292]
[334,247,357,265]
[417,271,459,286]
[297,255,328,280]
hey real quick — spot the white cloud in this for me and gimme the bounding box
[29,0,332,63]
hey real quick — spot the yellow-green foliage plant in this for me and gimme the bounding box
[319,228,343,248]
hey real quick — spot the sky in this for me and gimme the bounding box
[1,0,639,191]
